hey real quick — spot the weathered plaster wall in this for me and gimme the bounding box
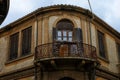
[106,34,119,73]
[2,56,34,74]
[0,19,35,75]
[0,36,8,74]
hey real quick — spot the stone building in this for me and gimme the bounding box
[0,5,120,80]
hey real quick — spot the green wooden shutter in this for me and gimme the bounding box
[9,33,19,60]
[97,30,106,58]
[73,28,83,42]
[117,43,120,62]
[22,27,32,56]
[52,27,57,42]
[52,27,59,56]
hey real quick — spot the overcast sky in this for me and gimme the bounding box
[0,0,120,32]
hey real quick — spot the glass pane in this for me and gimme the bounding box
[68,37,72,41]
[63,31,67,36]
[58,31,62,36]
[63,37,67,41]
[68,31,72,36]
[57,37,62,40]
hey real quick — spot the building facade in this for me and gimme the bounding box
[0,5,120,80]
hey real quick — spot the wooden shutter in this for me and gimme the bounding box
[52,27,57,42]
[73,28,83,42]
[9,33,19,60]
[117,43,120,62]
[22,27,32,56]
[97,30,106,58]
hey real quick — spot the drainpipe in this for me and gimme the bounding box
[34,13,38,80]
[35,14,38,47]
[87,0,94,46]
[87,0,96,80]
[89,16,95,80]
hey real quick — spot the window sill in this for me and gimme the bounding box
[5,54,33,65]
[98,56,109,63]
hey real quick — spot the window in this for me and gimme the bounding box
[117,43,120,62]
[97,30,106,59]
[9,33,19,60]
[57,30,73,41]
[8,27,32,61]
[53,19,83,42]
[21,27,32,56]
[56,19,73,41]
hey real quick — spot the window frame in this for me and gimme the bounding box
[9,32,19,60]
[57,30,73,42]
[56,19,74,42]
[116,43,120,63]
[97,30,108,60]
[53,19,83,42]
[21,26,32,56]
[8,26,32,61]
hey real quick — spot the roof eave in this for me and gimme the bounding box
[0,5,119,38]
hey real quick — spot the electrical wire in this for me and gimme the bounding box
[87,0,93,46]
[87,0,94,19]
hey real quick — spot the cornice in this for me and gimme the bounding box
[0,4,119,38]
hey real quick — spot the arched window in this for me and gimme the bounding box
[56,19,73,41]
[53,19,83,42]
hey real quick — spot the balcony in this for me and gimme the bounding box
[35,42,97,71]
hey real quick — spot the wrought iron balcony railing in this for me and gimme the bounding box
[35,42,97,61]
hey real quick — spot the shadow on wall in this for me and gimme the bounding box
[59,77,75,80]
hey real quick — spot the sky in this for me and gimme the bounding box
[0,0,120,32]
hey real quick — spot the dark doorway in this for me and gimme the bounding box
[59,77,75,80]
